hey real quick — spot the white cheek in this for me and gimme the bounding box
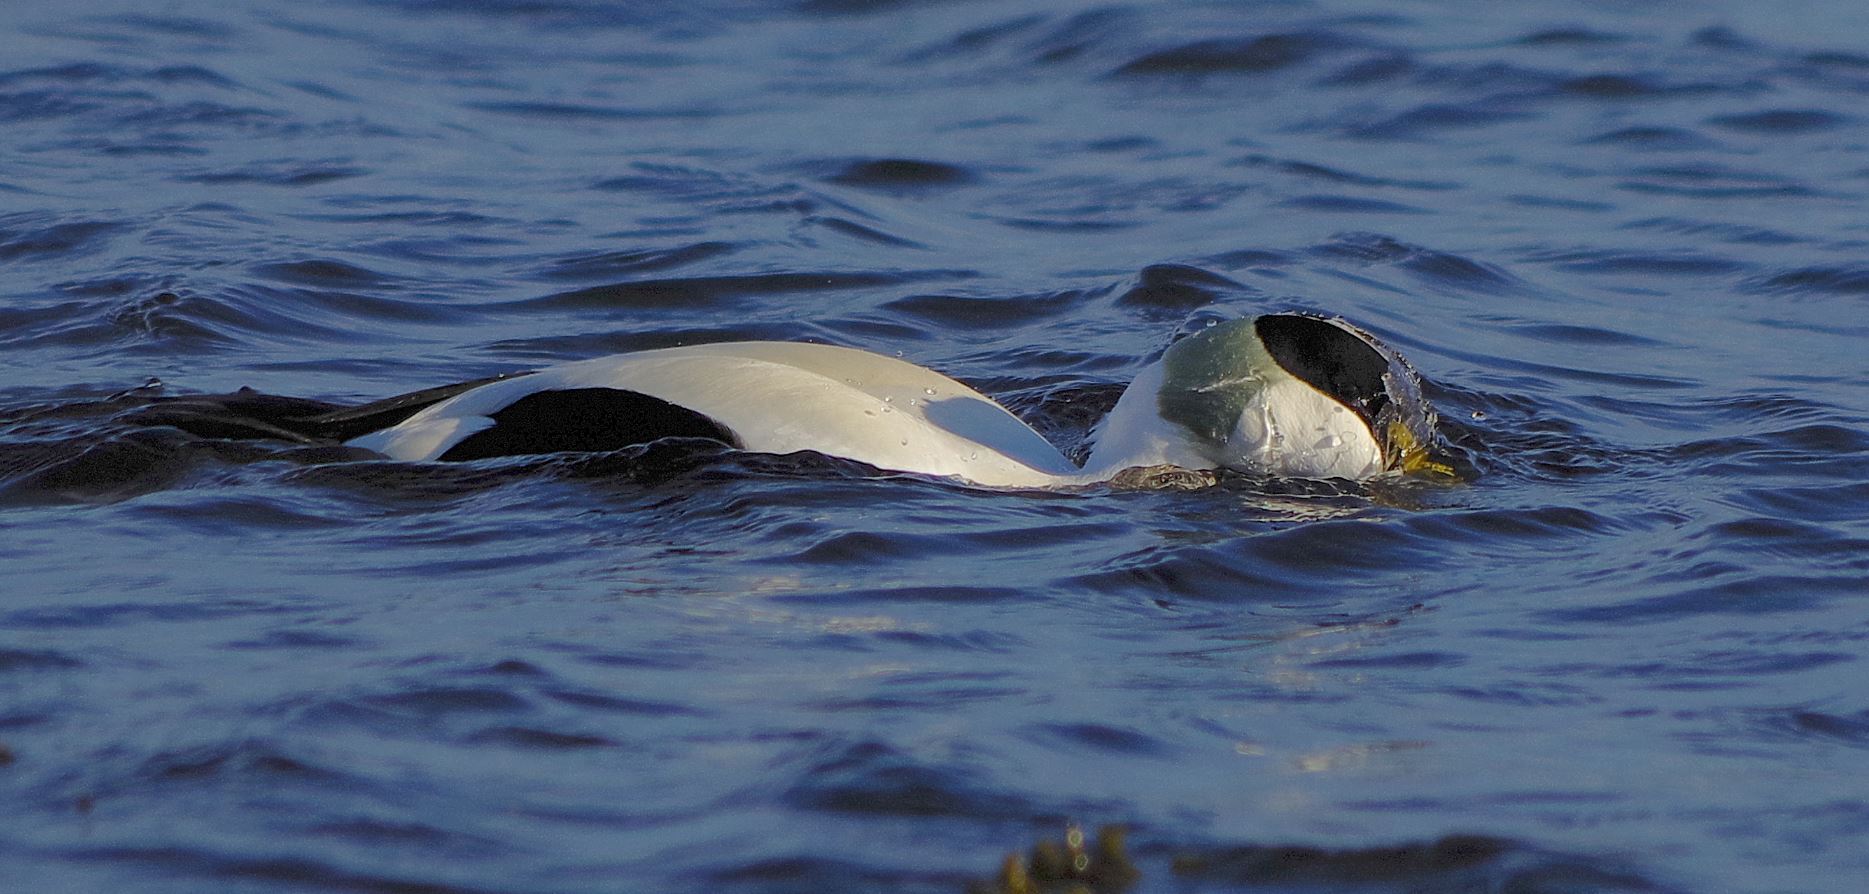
[1230,397,1272,458]
[1228,381,1384,479]
[1307,407,1384,478]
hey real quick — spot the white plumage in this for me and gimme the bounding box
[345,315,1434,487]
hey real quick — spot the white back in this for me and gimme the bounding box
[351,342,1081,488]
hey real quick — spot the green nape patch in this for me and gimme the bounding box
[1157,318,1267,445]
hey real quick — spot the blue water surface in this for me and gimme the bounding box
[3,1,1868,892]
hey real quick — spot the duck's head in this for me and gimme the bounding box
[1142,313,1441,480]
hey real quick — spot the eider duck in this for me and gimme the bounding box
[134,314,1442,487]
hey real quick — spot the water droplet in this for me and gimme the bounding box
[1471,410,1486,420]
[881,405,892,414]
[1324,435,1342,448]
[923,387,936,395]
[899,438,909,446]
[882,396,892,403]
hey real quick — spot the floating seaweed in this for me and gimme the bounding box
[970,825,1138,894]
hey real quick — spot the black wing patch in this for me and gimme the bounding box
[437,387,740,462]
[1254,314,1391,423]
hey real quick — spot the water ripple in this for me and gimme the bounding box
[1745,265,1869,295]
[1114,31,1355,77]
[1708,108,1848,133]
[0,214,125,261]
[819,157,978,193]
[783,739,1032,819]
[499,270,965,312]
[6,3,1869,892]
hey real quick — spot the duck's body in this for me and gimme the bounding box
[338,314,1439,487]
[346,340,1084,487]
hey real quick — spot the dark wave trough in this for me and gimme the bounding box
[4,2,1869,893]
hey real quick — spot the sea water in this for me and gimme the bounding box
[3,2,1868,891]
